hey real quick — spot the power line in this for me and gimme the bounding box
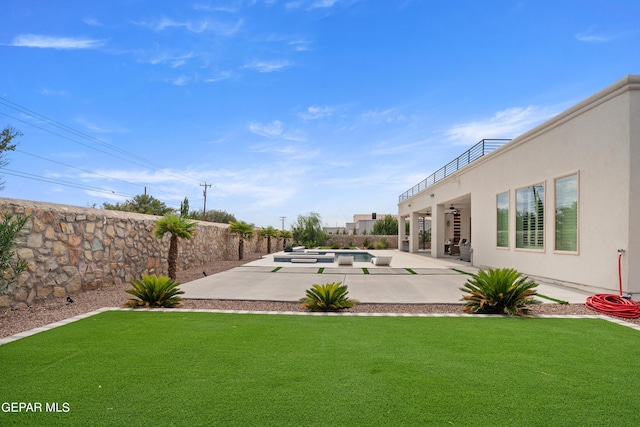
[0,97,251,209]
[0,97,203,186]
[0,168,137,199]
[14,149,190,201]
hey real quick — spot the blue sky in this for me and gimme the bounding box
[1,0,638,228]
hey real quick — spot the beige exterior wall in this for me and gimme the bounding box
[399,75,640,296]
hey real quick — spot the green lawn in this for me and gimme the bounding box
[1,311,639,426]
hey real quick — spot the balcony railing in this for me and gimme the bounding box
[398,139,511,203]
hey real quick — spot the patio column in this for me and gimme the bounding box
[431,204,446,258]
[409,211,420,253]
[398,215,406,251]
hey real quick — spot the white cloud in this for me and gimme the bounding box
[171,75,190,86]
[298,106,334,121]
[242,60,292,73]
[248,120,306,141]
[141,17,243,36]
[289,39,313,52]
[285,0,359,10]
[142,51,194,67]
[83,18,103,27]
[204,70,234,83]
[10,34,106,49]
[446,106,557,144]
[575,27,629,43]
[360,108,415,124]
[249,120,285,138]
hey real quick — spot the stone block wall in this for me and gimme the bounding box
[0,198,273,308]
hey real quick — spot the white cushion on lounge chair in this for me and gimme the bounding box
[337,256,354,266]
[371,256,392,266]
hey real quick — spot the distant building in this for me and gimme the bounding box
[324,213,398,235]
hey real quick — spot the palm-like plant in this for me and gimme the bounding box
[125,275,184,308]
[259,226,278,254]
[300,282,359,312]
[229,221,254,260]
[154,214,197,280]
[460,268,541,317]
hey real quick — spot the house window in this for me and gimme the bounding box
[497,192,509,247]
[555,174,578,252]
[516,183,544,250]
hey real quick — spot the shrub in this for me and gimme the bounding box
[0,212,29,293]
[330,242,340,249]
[300,282,359,312]
[363,238,371,248]
[125,275,184,308]
[375,237,390,249]
[460,268,540,317]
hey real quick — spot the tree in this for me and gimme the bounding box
[0,212,29,293]
[189,209,237,224]
[259,226,278,253]
[372,215,399,235]
[103,194,174,216]
[180,197,190,218]
[279,230,292,249]
[229,221,254,260]
[154,214,197,280]
[0,126,22,191]
[292,212,327,248]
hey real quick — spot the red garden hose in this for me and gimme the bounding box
[585,251,640,319]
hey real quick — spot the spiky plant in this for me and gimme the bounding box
[300,282,359,312]
[460,268,541,317]
[125,275,184,308]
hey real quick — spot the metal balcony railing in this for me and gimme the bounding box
[398,139,511,203]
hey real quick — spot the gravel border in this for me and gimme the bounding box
[2,255,639,339]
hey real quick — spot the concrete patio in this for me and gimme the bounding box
[180,250,600,305]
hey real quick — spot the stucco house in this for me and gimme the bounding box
[398,75,640,298]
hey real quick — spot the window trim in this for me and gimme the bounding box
[553,171,580,255]
[496,191,509,249]
[515,181,546,252]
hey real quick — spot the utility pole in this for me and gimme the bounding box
[200,183,211,221]
[279,216,286,230]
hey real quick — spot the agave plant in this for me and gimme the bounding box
[300,282,359,312]
[125,275,184,308]
[460,268,540,317]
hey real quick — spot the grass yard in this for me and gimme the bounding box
[1,311,639,426]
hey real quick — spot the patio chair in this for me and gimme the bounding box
[338,256,354,266]
[371,256,392,266]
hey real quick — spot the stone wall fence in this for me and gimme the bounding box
[0,198,273,309]
[0,198,399,309]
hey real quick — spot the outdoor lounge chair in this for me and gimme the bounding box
[338,256,354,266]
[371,256,392,266]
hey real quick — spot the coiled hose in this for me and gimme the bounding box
[585,252,640,319]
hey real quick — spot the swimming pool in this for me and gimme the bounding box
[273,251,374,263]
